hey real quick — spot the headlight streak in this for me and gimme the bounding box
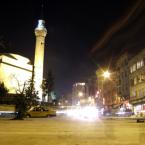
[65,106,99,121]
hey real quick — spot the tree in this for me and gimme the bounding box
[0,82,9,97]
[42,70,55,104]
[14,79,39,120]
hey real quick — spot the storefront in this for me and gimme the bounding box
[130,96,145,114]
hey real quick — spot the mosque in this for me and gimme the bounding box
[0,19,47,101]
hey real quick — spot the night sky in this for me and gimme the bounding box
[0,0,140,97]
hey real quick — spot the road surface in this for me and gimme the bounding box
[0,115,145,145]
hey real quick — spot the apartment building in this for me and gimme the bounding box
[128,49,145,113]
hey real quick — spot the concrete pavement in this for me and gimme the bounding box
[0,115,145,145]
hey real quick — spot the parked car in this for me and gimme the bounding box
[25,106,56,118]
[135,110,145,117]
[115,109,134,117]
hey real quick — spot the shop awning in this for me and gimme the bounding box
[112,103,123,109]
[130,96,145,106]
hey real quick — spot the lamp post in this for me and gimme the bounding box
[96,69,111,108]
[102,70,111,105]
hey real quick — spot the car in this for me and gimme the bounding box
[115,110,134,117]
[135,110,145,117]
[25,106,56,118]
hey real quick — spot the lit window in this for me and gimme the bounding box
[132,90,136,97]
[137,61,141,69]
[139,89,142,97]
[131,64,136,72]
[137,59,144,69]
[138,75,141,83]
[141,59,144,67]
[130,67,133,73]
[141,74,145,81]
[134,77,137,85]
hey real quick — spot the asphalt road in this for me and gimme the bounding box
[0,115,145,145]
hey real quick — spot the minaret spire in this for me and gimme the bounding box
[34,5,47,101]
[40,0,44,19]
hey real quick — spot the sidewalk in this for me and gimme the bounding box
[99,115,145,121]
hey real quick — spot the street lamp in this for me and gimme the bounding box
[78,91,83,97]
[103,70,111,79]
[96,69,111,107]
[102,70,111,105]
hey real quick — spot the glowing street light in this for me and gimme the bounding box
[78,91,83,97]
[101,70,111,106]
[103,70,110,79]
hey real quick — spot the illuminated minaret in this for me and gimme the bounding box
[34,19,47,101]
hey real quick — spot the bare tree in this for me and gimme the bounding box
[13,79,39,120]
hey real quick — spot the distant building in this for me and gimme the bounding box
[58,93,72,106]
[86,75,97,98]
[95,68,104,107]
[96,67,119,107]
[72,82,89,105]
[116,52,130,100]
[0,53,33,94]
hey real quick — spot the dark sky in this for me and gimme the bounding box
[0,0,135,96]
[91,0,145,65]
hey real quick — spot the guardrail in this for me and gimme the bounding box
[0,111,16,118]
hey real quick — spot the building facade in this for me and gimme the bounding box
[96,68,118,107]
[128,49,145,113]
[116,52,130,100]
[87,76,97,98]
[72,82,89,106]
[0,53,32,94]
